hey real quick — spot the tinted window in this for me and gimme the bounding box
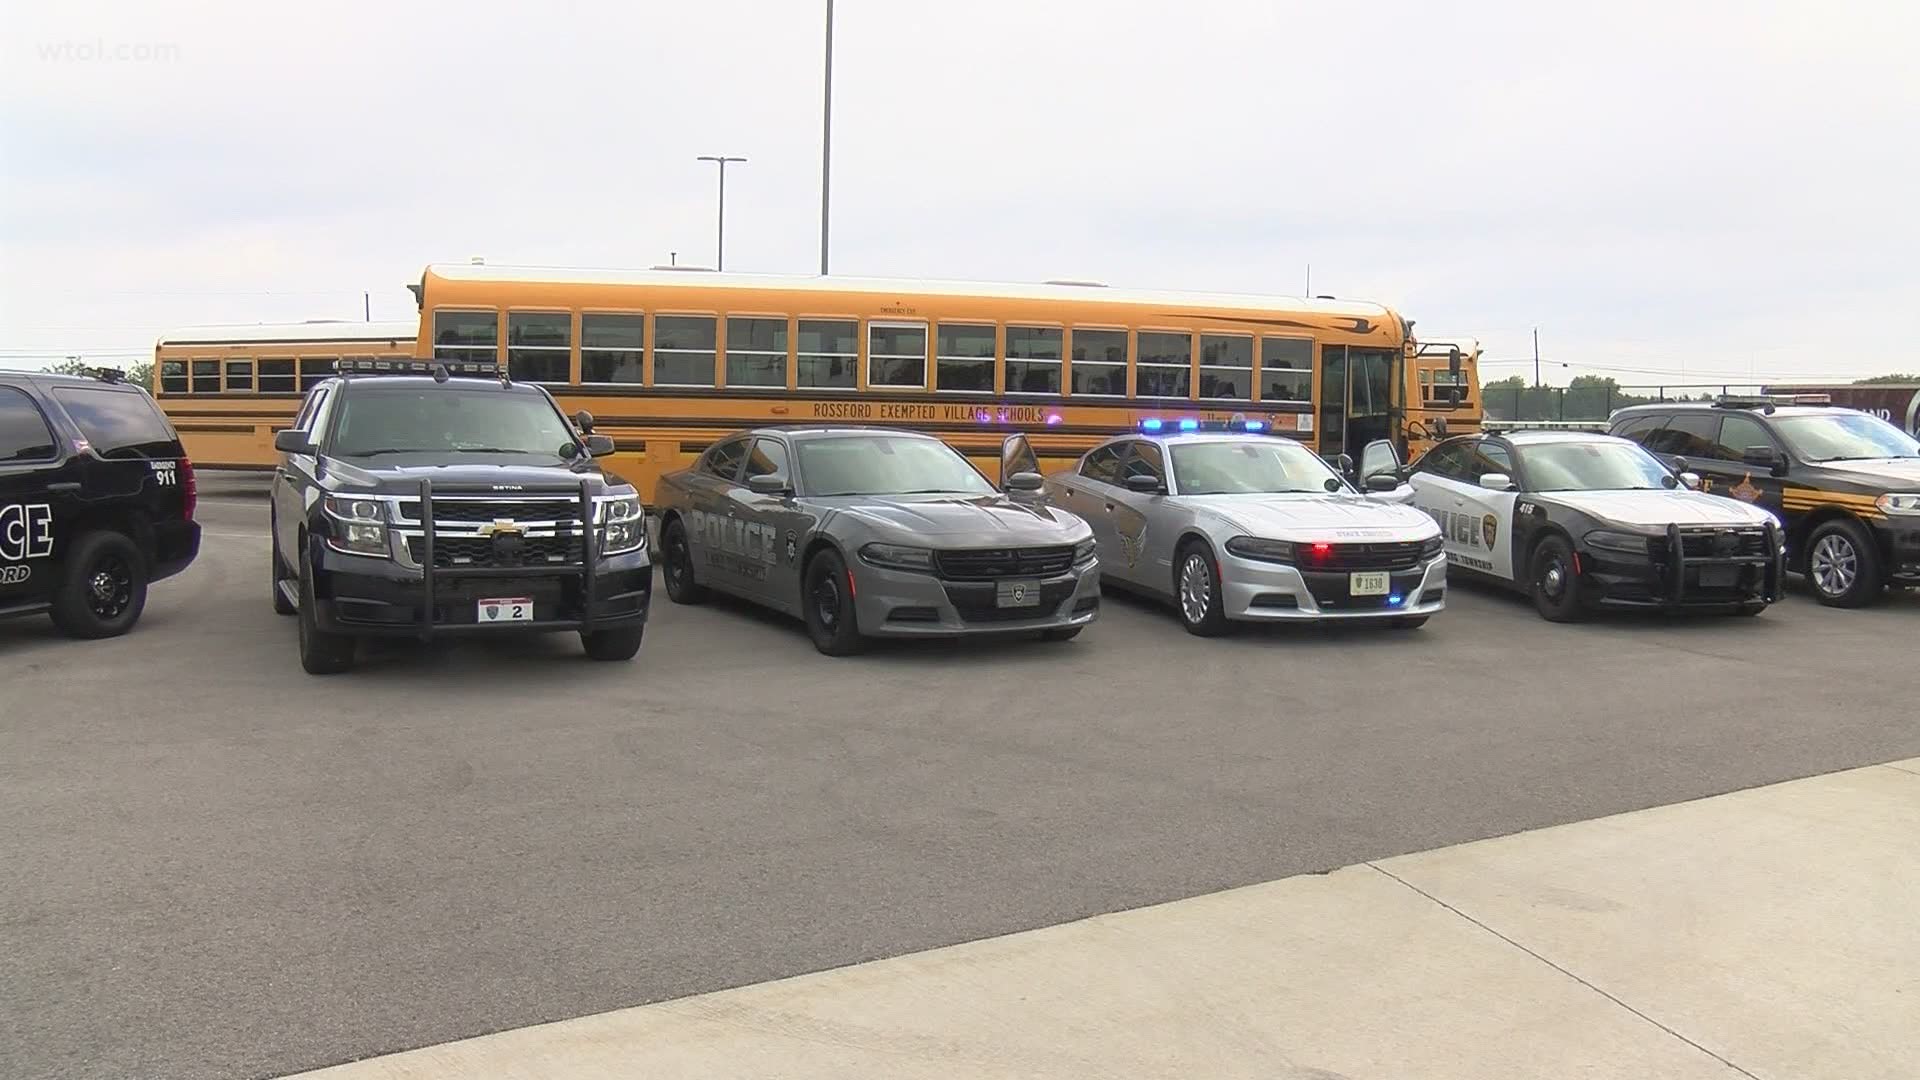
[744,437,790,480]
[1646,413,1718,457]
[1713,414,1775,461]
[727,317,788,388]
[1612,413,1665,444]
[51,387,175,460]
[1070,329,1127,396]
[936,323,995,392]
[508,312,572,384]
[868,322,927,389]
[655,316,718,387]
[1135,331,1191,399]
[328,387,577,458]
[1005,326,1063,394]
[159,360,188,394]
[1124,440,1166,484]
[581,314,646,384]
[433,310,498,365]
[1260,337,1313,403]
[299,357,336,392]
[0,387,59,462]
[224,359,254,391]
[1468,441,1513,478]
[702,438,749,480]
[1079,444,1125,484]
[1414,439,1474,480]
[258,359,296,393]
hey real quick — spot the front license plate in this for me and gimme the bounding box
[995,578,1041,608]
[1698,565,1737,588]
[477,597,534,623]
[1350,571,1390,596]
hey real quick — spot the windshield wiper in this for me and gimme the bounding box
[449,447,536,454]
[893,488,976,495]
[345,448,431,456]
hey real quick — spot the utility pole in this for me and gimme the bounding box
[363,291,370,322]
[1304,264,1311,296]
[819,0,836,275]
[1532,327,1541,387]
[696,155,746,271]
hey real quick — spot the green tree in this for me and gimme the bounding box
[1855,373,1920,384]
[40,357,152,390]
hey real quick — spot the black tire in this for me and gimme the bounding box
[802,548,865,656]
[1528,535,1588,622]
[1040,627,1083,642]
[1805,518,1882,608]
[270,520,297,616]
[660,518,706,604]
[1174,541,1230,637]
[49,531,147,639]
[581,624,644,661]
[1390,616,1430,629]
[296,550,355,675]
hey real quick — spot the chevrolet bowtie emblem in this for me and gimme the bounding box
[476,519,523,538]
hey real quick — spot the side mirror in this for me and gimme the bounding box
[746,473,792,496]
[583,434,616,457]
[1123,473,1164,494]
[1477,472,1514,491]
[573,410,596,434]
[1447,347,1462,379]
[1335,453,1355,478]
[273,429,314,454]
[1365,473,1401,493]
[1679,471,1702,491]
[1671,456,1690,475]
[1004,471,1045,493]
[1743,446,1787,474]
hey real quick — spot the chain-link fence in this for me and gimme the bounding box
[1480,384,1769,423]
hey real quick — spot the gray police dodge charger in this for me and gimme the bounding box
[654,426,1100,655]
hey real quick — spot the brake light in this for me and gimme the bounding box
[181,457,197,520]
[1311,542,1331,561]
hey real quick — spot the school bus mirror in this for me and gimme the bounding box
[1448,347,1461,377]
[573,410,596,434]
[1005,471,1045,493]
[273,429,314,454]
[583,434,616,458]
[747,473,792,497]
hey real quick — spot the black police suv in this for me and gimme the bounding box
[0,369,200,638]
[1609,398,1920,607]
[270,362,651,674]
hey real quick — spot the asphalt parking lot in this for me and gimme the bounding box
[5,490,1919,1080]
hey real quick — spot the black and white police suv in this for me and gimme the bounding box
[0,368,200,638]
[270,360,650,674]
[1380,429,1785,621]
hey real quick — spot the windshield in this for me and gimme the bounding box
[328,387,581,457]
[1773,413,1920,462]
[796,435,996,497]
[1516,440,1673,491]
[1170,439,1343,495]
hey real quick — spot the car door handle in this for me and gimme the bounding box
[1104,502,1116,512]
[48,482,82,493]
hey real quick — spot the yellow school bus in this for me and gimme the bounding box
[155,266,1481,495]
[153,320,417,467]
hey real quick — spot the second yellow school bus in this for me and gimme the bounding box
[155,264,1480,496]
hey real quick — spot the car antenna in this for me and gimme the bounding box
[432,363,451,384]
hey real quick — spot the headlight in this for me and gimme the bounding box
[1876,493,1920,515]
[1073,538,1098,565]
[1584,529,1651,555]
[323,495,389,556]
[595,493,646,556]
[1418,534,1445,559]
[859,542,934,573]
[1224,536,1296,564]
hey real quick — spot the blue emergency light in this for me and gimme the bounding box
[1141,418,1164,432]
[1178,419,1199,431]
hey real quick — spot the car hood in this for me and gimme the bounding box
[1545,489,1777,527]
[1812,457,1920,488]
[812,493,1091,542]
[324,456,625,494]
[1187,494,1440,541]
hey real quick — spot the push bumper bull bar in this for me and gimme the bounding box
[414,477,600,639]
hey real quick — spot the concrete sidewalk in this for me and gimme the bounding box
[289,760,1920,1080]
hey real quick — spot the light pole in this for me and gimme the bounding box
[820,0,834,275]
[696,154,746,270]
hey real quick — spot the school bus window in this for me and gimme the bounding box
[1005,326,1062,394]
[257,358,296,393]
[224,359,253,392]
[190,359,220,392]
[1070,329,1126,396]
[1199,334,1252,400]
[159,360,188,394]
[935,323,994,393]
[654,316,717,387]
[797,319,856,389]
[299,357,336,392]
[868,322,927,389]
[1136,331,1191,399]
[508,312,571,384]
[581,314,645,384]
[433,310,497,365]
[1261,337,1312,402]
[726,317,787,388]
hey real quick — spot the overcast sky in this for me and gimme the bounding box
[4,0,1916,386]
